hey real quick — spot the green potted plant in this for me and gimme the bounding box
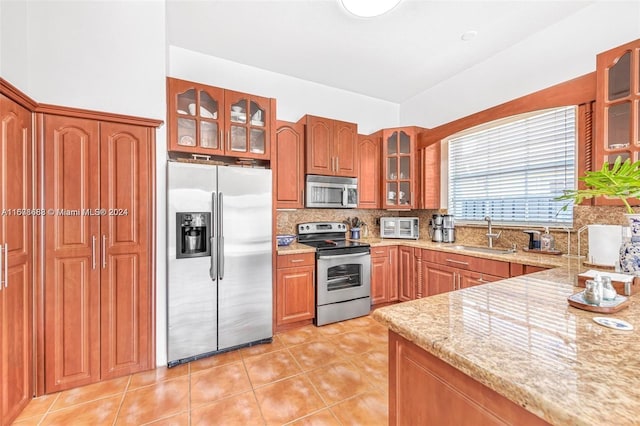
[556,156,640,214]
[555,157,640,274]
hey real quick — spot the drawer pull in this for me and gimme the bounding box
[445,259,469,266]
[374,250,385,254]
[290,259,305,263]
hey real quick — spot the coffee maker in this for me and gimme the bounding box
[442,214,455,243]
[429,214,444,242]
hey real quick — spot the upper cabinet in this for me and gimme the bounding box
[303,115,357,177]
[418,132,441,209]
[357,132,382,209]
[382,127,417,209]
[594,39,640,206]
[275,120,305,209]
[167,77,273,160]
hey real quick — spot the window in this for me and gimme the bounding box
[447,106,576,226]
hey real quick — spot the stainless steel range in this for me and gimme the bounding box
[297,222,371,326]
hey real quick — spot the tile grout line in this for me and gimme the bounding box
[240,354,268,426]
[36,392,61,425]
[112,374,133,426]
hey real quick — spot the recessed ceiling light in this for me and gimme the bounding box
[461,30,478,41]
[340,0,402,18]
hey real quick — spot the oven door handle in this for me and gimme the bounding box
[318,252,370,261]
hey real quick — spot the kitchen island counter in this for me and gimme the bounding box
[373,266,640,425]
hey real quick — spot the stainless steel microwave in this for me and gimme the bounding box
[305,175,358,208]
[380,217,420,239]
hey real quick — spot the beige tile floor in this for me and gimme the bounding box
[13,315,388,426]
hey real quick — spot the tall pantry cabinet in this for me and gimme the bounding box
[0,89,34,426]
[38,110,159,394]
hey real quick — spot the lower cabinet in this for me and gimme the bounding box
[389,331,550,425]
[422,249,510,297]
[371,246,398,305]
[398,246,415,301]
[41,113,156,394]
[276,253,315,330]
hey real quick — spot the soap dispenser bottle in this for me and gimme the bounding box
[540,227,555,251]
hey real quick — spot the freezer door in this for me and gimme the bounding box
[167,162,218,363]
[217,166,273,349]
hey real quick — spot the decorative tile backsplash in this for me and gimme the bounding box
[277,204,630,258]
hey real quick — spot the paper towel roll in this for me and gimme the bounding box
[588,224,623,266]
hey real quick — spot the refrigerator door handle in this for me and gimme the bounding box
[210,191,217,282]
[218,192,224,280]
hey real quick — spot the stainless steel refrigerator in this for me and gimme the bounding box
[167,161,272,367]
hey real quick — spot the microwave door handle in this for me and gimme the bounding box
[342,186,348,206]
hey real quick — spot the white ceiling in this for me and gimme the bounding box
[166,0,594,104]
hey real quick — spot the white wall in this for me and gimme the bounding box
[400,1,640,129]
[21,0,169,367]
[169,46,399,135]
[0,0,29,92]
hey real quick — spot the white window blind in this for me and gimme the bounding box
[448,106,576,226]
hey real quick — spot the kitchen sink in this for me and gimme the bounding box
[452,245,516,255]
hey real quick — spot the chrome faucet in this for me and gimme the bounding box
[484,216,501,248]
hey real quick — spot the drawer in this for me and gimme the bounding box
[435,251,510,278]
[277,252,315,268]
[421,249,438,263]
[371,246,389,258]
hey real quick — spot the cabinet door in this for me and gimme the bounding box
[388,246,399,301]
[0,95,32,424]
[371,250,389,305]
[595,40,640,206]
[99,122,153,380]
[424,262,457,296]
[305,115,333,175]
[420,141,441,209]
[43,115,101,393]
[398,246,414,301]
[168,77,225,155]
[275,121,305,208]
[382,127,416,209]
[357,133,381,208]
[334,120,357,177]
[225,90,271,159]
[276,266,315,325]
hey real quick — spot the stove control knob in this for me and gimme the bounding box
[305,225,310,230]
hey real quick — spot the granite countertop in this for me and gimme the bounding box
[373,266,640,425]
[277,237,572,269]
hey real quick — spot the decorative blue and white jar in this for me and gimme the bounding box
[619,214,640,275]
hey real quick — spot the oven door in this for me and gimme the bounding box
[316,251,371,305]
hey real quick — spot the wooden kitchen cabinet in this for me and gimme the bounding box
[510,263,549,277]
[382,127,418,209]
[418,135,441,209]
[422,249,510,296]
[371,246,399,305]
[167,77,273,160]
[594,39,640,206]
[275,121,305,208]
[357,132,382,208]
[398,246,415,301]
[276,253,315,330]
[389,331,550,426]
[41,113,156,393]
[0,93,33,426]
[303,115,357,177]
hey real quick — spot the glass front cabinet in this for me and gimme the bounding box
[595,39,640,205]
[382,127,417,209]
[167,78,272,160]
